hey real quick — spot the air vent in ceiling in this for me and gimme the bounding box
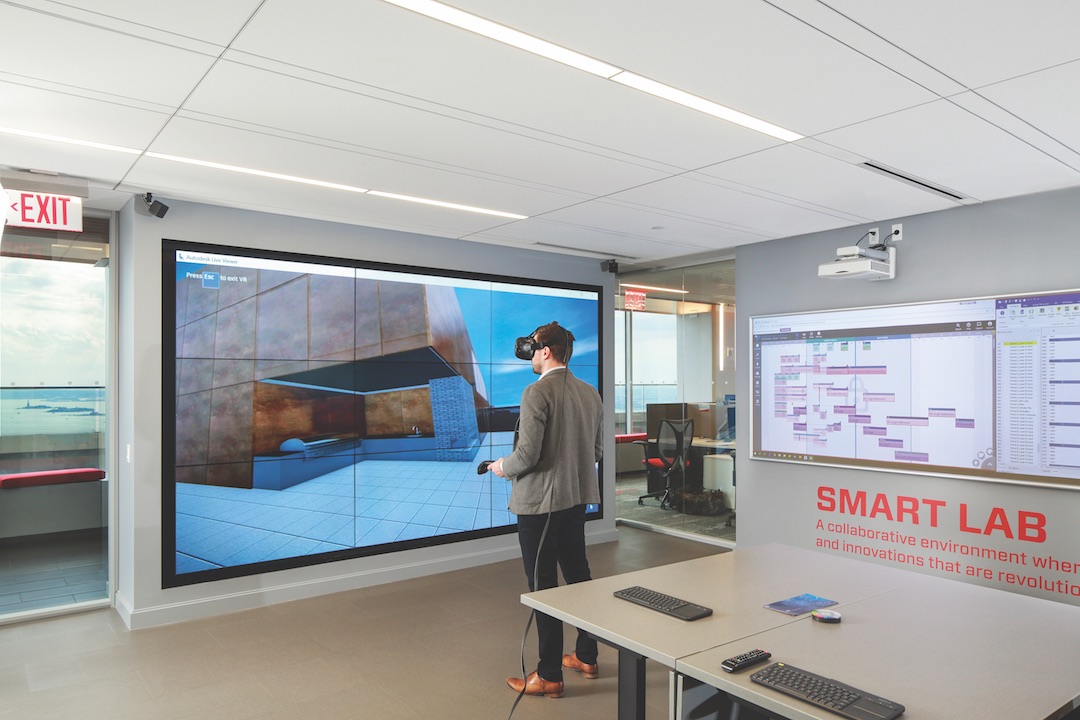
[534,242,640,262]
[860,162,969,202]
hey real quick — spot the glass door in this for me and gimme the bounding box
[0,218,110,619]
[613,260,737,544]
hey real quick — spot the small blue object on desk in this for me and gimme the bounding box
[764,593,838,616]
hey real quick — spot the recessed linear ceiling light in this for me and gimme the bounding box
[145,152,371,193]
[0,125,141,155]
[381,0,620,78]
[380,0,803,143]
[0,126,528,219]
[609,73,803,143]
[368,190,527,219]
[620,282,690,294]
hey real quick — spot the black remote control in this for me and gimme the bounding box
[477,460,493,474]
[721,649,772,673]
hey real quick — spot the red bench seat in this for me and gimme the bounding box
[0,468,106,489]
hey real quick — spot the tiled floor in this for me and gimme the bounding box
[0,526,726,720]
[176,458,515,574]
[0,529,107,617]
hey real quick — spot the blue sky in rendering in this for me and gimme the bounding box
[456,287,599,408]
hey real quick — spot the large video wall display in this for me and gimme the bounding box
[751,289,1080,487]
[163,240,602,587]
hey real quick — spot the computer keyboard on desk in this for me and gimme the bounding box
[612,586,713,621]
[750,662,905,720]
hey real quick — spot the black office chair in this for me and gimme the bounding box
[636,418,694,510]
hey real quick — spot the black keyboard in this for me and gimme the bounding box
[750,662,905,720]
[612,586,713,621]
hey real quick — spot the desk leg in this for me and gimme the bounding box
[618,647,647,720]
[676,673,770,720]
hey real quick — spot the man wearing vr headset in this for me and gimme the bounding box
[489,321,603,698]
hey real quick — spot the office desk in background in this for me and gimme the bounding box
[641,436,735,494]
[523,543,1080,720]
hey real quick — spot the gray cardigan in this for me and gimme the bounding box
[502,368,603,515]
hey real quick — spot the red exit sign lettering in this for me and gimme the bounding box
[5,190,83,232]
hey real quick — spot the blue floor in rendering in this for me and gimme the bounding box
[175,458,514,573]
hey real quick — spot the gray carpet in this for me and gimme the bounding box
[615,473,736,542]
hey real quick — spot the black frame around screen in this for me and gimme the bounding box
[162,239,604,588]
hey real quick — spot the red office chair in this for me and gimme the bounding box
[636,418,694,510]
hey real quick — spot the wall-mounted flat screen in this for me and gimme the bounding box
[751,289,1080,487]
[163,240,602,587]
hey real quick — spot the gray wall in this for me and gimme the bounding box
[736,186,1080,606]
[115,198,617,629]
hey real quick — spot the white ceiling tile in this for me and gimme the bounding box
[0,4,218,106]
[182,60,671,196]
[764,0,966,98]
[816,99,1080,201]
[231,0,780,169]
[605,175,866,238]
[821,0,1080,88]
[13,0,262,46]
[0,133,138,184]
[0,80,169,148]
[144,117,584,218]
[977,61,1080,164]
[123,156,511,239]
[3,0,1080,262]
[471,210,755,263]
[448,0,938,135]
[697,144,960,220]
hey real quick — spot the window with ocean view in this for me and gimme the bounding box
[0,218,110,618]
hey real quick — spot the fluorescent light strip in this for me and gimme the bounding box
[368,190,528,219]
[380,0,802,142]
[382,0,620,78]
[621,283,690,294]
[145,152,370,193]
[718,303,726,372]
[611,72,803,142]
[0,126,528,218]
[0,125,142,155]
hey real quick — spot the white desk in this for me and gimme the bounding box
[523,544,1080,720]
[689,437,736,450]
[677,573,1080,720]
[521,544,924,720]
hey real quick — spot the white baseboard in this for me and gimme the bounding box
[119,525,619,630]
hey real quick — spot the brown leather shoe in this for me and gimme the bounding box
[562,652,599,679]
[506,671,564,698]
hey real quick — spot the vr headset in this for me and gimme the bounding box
[514,323,574,363]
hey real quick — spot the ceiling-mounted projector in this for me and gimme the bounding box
[818,245,895,281]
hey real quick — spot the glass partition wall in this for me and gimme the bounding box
[613,259,737,544]
[0,218,111,620]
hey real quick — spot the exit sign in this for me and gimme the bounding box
[5,190,83,232]
[624,289,647,311]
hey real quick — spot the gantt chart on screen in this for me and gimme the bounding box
[752,290,1080,484]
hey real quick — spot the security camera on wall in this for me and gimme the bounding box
[818,245,895,281]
